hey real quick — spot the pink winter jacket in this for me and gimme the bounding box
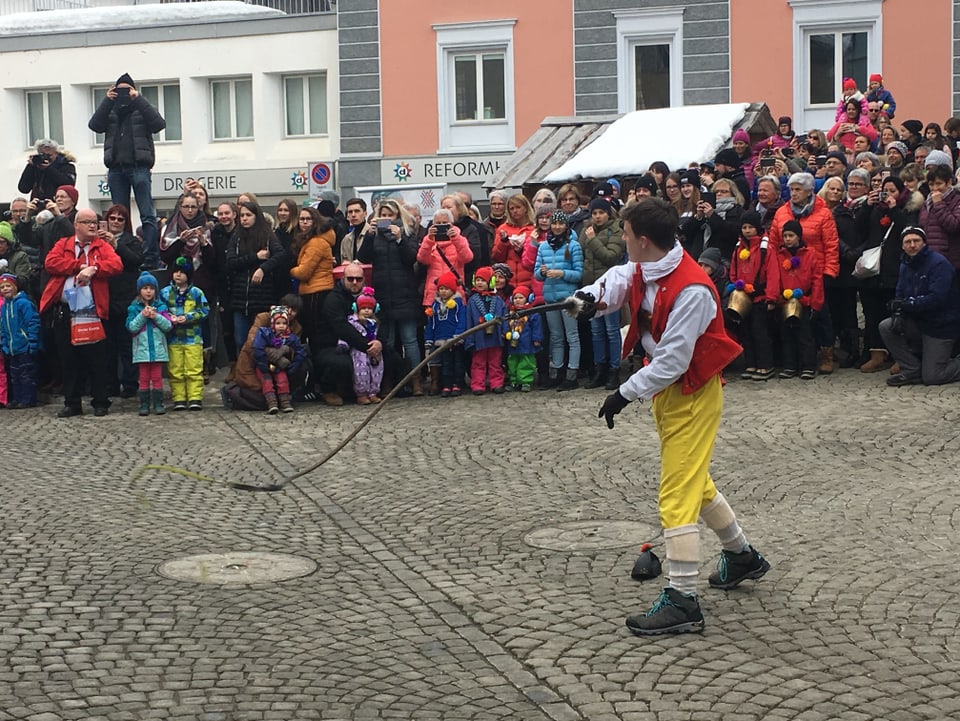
[416,226,473,306]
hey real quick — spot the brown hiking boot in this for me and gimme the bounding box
[818,346,835,375]
[265,392,279,415]
[278,393,294,413]
[860,349,889,373]
[322,392,344,407]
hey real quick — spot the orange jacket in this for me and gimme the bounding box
[768,196,840,278]
[290,229,336,295]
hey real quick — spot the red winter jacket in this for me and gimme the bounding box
[769,196,840,278]
[40,235,123,318]
[772,244,824,311]
[729,235,779,303]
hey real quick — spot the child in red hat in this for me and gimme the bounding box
[424,272,466,397]
[502,285,541,391]
[464,266,507,394]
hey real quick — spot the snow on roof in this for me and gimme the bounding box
[0,1,283,36]
[544,103,751,183]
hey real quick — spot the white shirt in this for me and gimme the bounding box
[578,242,716,401]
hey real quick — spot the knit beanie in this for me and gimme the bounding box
[869,73,882,84]
[605,178,620,192]
[535,203,556,219]
[56,185,79,206]
[714,148,741,168]
[698,247,723,272]
[549,211,568,226]
[171,255,193,281]
[137,271,158,290]
[842,77,857,92]
[0,273,18,288]
[634,175,659,195]
[886,141,908,159]
[782,220,803,240]
[436,271,459,291]
[116,73,136,88]
[356,292,377,310]
[925,149,954,168]
[512,285,531,301]
[588,197,613,216]
[740,210,763,232]
[473,266,494,284]
[732,128,750,144]
[316,199,337,218]
[270,305,289,327]
[826,151,848,166]
[778,116,792,128]
[0,222,13,243]
[492,262,513,280]
[902,120,923,136]
[680,168,701,187]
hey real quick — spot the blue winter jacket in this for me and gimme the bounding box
[896,244,960,339]
[502,311,542,355]
[0,291,41,356]
[425,296,466,345]
[464,292,507,350]
[534,234,583,303]
[251,327,307,374]
[126,298,173,363]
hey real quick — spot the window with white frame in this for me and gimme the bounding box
[434,19,516,153]
[790,0,882,130]
[91,83,182,145]
[211,77,253,140]
[614,8,684,114]
[284,74,328,137]
[26,89,63,148]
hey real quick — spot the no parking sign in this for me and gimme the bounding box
[307,161,336,198]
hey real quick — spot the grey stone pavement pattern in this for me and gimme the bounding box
[3,368,960,720]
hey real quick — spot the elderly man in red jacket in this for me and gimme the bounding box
[41,208,123,417]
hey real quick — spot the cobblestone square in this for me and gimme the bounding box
[3,370,959,720]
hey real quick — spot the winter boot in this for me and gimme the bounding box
[860,349,889,373]
[278,393,294,413]
[151,389,166,415]
[265,392,279,415]
[138,390,151,416]
[604,366,621,391]
[585,365,609,389]
[411,373,424,397]
[557,368,579,391]
[428,366,441,395]
[817,346,835,375]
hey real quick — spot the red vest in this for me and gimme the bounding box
[623,252,742,395]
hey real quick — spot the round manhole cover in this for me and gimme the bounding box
[157,552,317,585]
[524,520,657,551]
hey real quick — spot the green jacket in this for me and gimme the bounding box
[581,217,626,285]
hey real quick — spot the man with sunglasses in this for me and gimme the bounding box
[312,262,397,406]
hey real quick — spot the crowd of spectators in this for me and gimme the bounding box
[3,73,960,415]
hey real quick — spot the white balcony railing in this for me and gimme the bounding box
[0,0,334,16]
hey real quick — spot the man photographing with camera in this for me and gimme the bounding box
[88,73,166,270]
[17,139,77,206]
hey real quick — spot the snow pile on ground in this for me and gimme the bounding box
[545,103,751,182]
[0,1,283,36]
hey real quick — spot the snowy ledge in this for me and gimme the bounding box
[0,1,284,36]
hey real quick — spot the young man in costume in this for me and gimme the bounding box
[568,197,771,635]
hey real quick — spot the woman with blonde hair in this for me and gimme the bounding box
[441,193,485,283]
[491,194,536,293]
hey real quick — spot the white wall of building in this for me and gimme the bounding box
[0,15,338,211]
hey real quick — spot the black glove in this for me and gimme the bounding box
[569,291,598,320]
[598,390,631,429]
[275,356,291,370]
[264,346,284,364]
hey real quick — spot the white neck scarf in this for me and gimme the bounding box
[639,241,684,311]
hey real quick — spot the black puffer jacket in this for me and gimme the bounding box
[88,95,165,169]
[356,224,420,321]
[108,231,145,319]
[17,151,77,203]
[225,232,287,316]
[315,281,370,351]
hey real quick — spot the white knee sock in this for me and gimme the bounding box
[664,525,700,597]
[700,493,749,553]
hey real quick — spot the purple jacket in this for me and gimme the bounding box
[919,187,960,270]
